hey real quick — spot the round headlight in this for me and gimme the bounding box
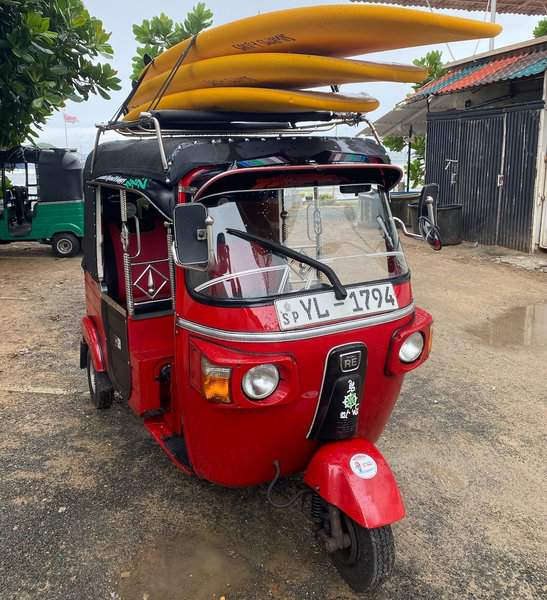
[399,332,425,363]
[242,364,279,400]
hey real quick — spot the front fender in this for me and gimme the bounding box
[304,438,405,528]
[47,223,84,238]
[81,316,106,372]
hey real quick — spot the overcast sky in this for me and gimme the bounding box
[39,0,540,154]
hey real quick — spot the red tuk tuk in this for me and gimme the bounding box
[80,111,441,592]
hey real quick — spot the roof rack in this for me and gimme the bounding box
[91,110,375,173]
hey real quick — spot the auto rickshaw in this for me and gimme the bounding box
[80,111,441,592]
[0,146,84,256]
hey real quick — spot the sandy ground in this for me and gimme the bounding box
[0,240,545,600]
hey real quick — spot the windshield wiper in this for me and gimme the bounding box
[376,216,395,251]
[226,228,347,300]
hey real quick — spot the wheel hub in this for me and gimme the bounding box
[318,505,352,554]
[57,239,73,254]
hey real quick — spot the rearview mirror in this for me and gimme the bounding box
[340,184,371,195]
[172,203,213,270]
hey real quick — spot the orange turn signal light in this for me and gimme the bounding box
[201,356,232,404]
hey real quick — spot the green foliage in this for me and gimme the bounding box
[0,0,121,148]
[382,135,406,153]
[533,18,547,38]
[1,175,13,200]
[408,159,424,188]
[384,134,426,188]
[381,52,443,188]
[412,50,445,90]
[130,3,213,81]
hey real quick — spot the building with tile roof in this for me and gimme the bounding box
[373,37,547,252]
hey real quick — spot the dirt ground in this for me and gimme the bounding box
[0,240,545,600]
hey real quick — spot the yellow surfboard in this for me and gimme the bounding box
[124,88,380,121]
[139,5,501,82]
[128,53,427,111]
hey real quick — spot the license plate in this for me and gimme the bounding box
[275,283,399,331]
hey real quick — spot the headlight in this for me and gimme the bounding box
[242,364,279,400]
[399,332,424,363]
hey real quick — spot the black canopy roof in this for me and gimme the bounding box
[86,136,388,185]
[1,146,83,202]
[0,146,42,167]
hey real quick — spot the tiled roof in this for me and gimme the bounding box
[350,0,546,16]
[412,46,547,100]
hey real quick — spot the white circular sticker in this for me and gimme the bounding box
[349,453,378,479]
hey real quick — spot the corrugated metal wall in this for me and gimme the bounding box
[498,109,541,250]
[425,102,542,252]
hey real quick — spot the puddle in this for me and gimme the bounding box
[470,304,547,348]
[117,531,252,600]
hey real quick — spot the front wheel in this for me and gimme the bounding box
[52,233,80,257]
[86,353,113,409]
[330,515,395,593]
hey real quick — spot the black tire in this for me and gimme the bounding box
[86,353,114,409]
[330,514,395,593]
[52,233,80,257]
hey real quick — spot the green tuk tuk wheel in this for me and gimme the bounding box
[52,233,80,257]
[86,353,114,409]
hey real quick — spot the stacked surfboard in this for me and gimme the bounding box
[124,4,501,120]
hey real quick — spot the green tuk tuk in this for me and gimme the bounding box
[0,146,84,256]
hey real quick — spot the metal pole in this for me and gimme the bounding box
[489,0,497,52]
[406,125,413,192]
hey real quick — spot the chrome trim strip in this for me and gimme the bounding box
[33,200,83,206]
[176,303,414,343]
[194,264,288,293]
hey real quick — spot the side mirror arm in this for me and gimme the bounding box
[204,215,215,268]
[424,196,436,226]
[392,216,423,240]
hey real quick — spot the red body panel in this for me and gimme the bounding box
[304,438,405,528]
[84,272,108,370]
[81,314,105,372]
[127,313,174,415]
[173,271,416,487]
[83,272,174,417]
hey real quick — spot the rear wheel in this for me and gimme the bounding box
[52,233,80,257]
[330,514,395,593]
[86,353,113,409]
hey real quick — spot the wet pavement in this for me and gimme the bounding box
[0,240,546,600]
[469,303,547,348]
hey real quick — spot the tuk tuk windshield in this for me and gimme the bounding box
[189,184,408,301]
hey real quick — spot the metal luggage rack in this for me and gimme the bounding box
[91,110,379,172]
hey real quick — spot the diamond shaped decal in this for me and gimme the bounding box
[133,264,169,299]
